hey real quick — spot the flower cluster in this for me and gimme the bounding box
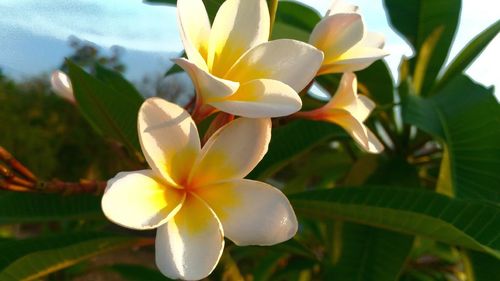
[52,0,389,279]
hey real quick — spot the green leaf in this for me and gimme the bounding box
[290,186,500,259]
[0,192,102,225]
[110,264,170,281]
[0,234,142,281]
[403,75,500,202]
[326,224,413,281]
[271,1,320,41]
[249,120,345,179]
[434,20,500,92]
[253,251,286,281]
[0,233,109,270]
[465,250,500,280]
[383,0,461,95]
[356,60,395,106]
[67,61,143,155]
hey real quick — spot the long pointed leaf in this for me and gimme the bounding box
[434,20,500,92]
[290,187,500,259]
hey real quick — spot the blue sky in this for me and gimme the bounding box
[0,0,498,91]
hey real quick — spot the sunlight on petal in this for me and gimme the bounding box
[102,170,185,230]
[155,194,224,280]
[209,79,302,118]
[196,179,298,246]
[138,98,201,187]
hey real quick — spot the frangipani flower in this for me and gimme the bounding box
[50,70,75,103]
[309,0,389,75]
[175,0,324,118]
[298,73,384,153]
[102,98,297,280]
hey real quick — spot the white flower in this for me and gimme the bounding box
[101,98,298,280]
[309,0,389,75]
[298,73,384,153]
[175,0,324,118]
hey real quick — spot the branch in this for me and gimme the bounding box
[0,146,106,195]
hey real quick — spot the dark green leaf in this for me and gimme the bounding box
[0,192,102,225]
[0,233,111,270]
[383,0,461,95]
[272,1,321,41]
[466,250,500,280]
[0,234,142,281]
[67,61,143,155]
[356,60,394,106]
[434,20,500,92]
[249,120,345,179]
[326,224,413,281]
[403,75,500,202]
[110,264,170,281]
[290,186,500,259]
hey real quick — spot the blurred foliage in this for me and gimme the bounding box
[0,0,499,280]
[0,74,127,181]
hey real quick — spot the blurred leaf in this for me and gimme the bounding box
[220,252,244,281]
[383,0,461,95]
[412,26,444,94]
[0,192,102,225]
[434,20,500,92]
[356,60,394,106]
[67,61,143,155]
[403,75,500,202]
[110,264,170,281]
[271,1,320,41]
[326,224,413,281]
[0,233,111,270]
[95,64,143,102]
[253,251,286,281]
[249,120,345,179]
[465,250,500,280]
[0,234,142,281]
[290,186,500,259]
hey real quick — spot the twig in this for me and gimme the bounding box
[0,145,106,195]
[0,146,37,182]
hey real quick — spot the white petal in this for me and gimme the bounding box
[155,194,224,280]
[309,13,364,63]
[175,58,239,101]
[207,0,270,77]
[326,73,375,121]
[177,0,211,69]
[189,118,271,187]
[196,179,298,246]
[326,0,359,16]
[319,47,389,74]
[50,70,75,103]
[366,128,385,153]
[138,98,201,187]
[101,170,185,230]
[325,110,369,150]
[327,72,358,110]
[355,95,375,122]
[363,32,385,48]
[225,39,324,92]
[209,79,302,118]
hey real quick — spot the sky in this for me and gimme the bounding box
[0,0,498,91]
